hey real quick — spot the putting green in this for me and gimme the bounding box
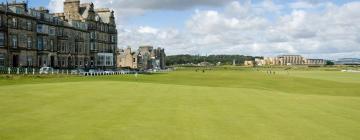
[0,70,359,140]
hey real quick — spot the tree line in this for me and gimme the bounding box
[166,55,260,66]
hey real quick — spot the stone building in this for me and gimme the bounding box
[254,58,266,66]
[263,57,278,65]
[117,46,166,70]
[116,47,138,69]
[0,2,37,67]
[304,59,325,65]
[276,55,305,65]
[244,60,254,66]
[0,0,117,69]
[255,56,326,66]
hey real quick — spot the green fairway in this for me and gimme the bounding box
[0,69,360,140]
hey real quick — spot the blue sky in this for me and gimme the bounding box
[3,0,360,59]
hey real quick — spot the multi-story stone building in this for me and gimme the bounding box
[117,47,138,69]
[262,57,278,65]
[276,55,305,65]
[304,59,325,65]
[0,0,117,69]
[255,55,326,66]
[117,46,166,70]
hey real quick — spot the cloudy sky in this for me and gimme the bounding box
[26,0,360,59]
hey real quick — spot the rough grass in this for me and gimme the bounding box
[0,69,360,140]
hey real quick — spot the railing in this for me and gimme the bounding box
[0,67,69,75]
[0,67,172,77]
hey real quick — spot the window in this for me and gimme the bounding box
[90,32,95,39]
[106,56,111,66]
[97,55,103,65]
[61,42,65,52]
[43,38,47,50]
[27,57,33,66]
[111,35,116,43]
[16,8,23,14]
[57,28,63,36]
[37,24,48,34]
[0,54,4,66]
[37,37,43,50]
[49,27,55,35]
[11,35,18,48]
[36,12,41,19]
[79,46,82,53]
[21,19,26,30]
[27,21,32,31]
[37,25,43,33]
[0,32,4,47]
[50,40,54,51]
[27,36,32,49]
[12,18,17,28]
[90,42,95,50]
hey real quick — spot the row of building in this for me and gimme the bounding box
[245,55,326,66]
[0,0,117,69]
[0,0,167,70]
[116,46,166,70]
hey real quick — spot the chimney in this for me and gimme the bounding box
[64,0,80,19]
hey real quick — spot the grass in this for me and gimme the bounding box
[0,68,360,140]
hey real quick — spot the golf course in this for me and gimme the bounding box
[0,68,360,140]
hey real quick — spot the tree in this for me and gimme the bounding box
[166,55,255,66]
[326,60,335,65]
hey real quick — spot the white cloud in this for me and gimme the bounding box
[186,9,268,35]
[290,1,318,9]
[181,1,360,58]
[48,0,65,13]
[137,26,159,34]
[94,0,233,10]
[47,0,360,58]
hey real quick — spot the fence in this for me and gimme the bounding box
[0,67,71,75]
[0,67,172,76]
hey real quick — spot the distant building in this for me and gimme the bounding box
[304,59,325,65]
[255,55,325,66]
[197,62,213,67]
[244,60,254,66]
[255,58,266,66]
[116,47,137,69]
[335,58,360,65]
[263,57,278,65]
[117,46,166,70]
[277,55,304,65]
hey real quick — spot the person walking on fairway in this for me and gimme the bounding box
[135,72,138,79]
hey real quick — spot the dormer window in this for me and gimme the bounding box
[95,16,100,21]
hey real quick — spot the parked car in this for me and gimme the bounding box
[104,70,114,74]
[88,69,97,73]
[71,69,85,75]
[39,67,54,74]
